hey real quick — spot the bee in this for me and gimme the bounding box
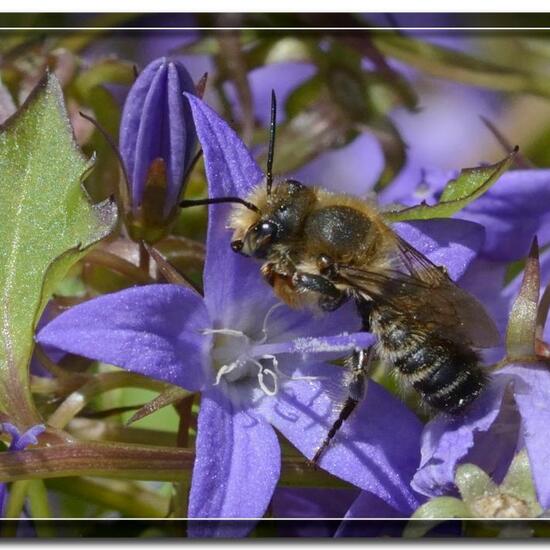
[181,92,500,463]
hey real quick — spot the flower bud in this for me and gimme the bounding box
[119,57,197,242]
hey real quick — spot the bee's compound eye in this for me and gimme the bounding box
[231,239,244,253]
[257,221,278,239]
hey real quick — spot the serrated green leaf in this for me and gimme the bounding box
[384,150,516,223]
[0,73,117,425]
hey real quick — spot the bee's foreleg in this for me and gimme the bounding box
[292,271,348,312]
[312,347,375,465]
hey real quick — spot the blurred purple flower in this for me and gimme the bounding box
[382,167,550,263]
[412,241,550,511]
[119,57,197,215]
[412,360,550,510]
[272,485,425,538]
[0,423,45,517]
[38,94,456,537]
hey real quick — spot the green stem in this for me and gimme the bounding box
[27,479,52,518]
[0,441,194,483]
[48,372,170,429]
[0,440,347,489]
[5,480,31,518]
[47,477,169,518]
[138,240,150,274]
[67,418,177,447]
[28,479,55,537]
[84,248,154,285]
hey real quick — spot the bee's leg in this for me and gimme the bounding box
[355,296,374,332]
[292,272,348,312]
[312,346,375,464]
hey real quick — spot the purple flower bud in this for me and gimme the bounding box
[119,57,197,216]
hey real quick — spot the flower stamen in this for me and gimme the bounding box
[257,303,284,344]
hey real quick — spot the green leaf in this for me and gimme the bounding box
[0,73,117,425]
[455,463,498,504]
[501,450,542,515]
[384,149,516,223]
[506,239,540,359]
[403,496,469,538]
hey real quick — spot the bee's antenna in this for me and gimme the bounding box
[266,89,277,197]
[180,196,260,213]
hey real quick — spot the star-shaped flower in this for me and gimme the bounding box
[38,93,487,537]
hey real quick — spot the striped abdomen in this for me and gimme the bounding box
[373,311,487,413]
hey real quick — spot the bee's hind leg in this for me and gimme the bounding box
[311,346,375,465]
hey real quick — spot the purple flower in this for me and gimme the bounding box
[119,57,197,217]
[37,94,453,537]
[381,166,550,263]
[412,362,550,509]
[271,485,425,537]
[39,90,493,536]
[412,245,550,512]
[0,423,46,517]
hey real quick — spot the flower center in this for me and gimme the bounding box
[202,304,284,396]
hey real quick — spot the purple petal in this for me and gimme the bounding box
[188,387,280,537]
[185,93,263,199]
[248,294,363,345]
[412,374,519,497]
[0,423,20,444]
[333,490,412,537]
[380,165,452,208]
[120,58,197,212]
[228,61,317,126]
[295,132,384,196]
[255,331,376,363]
[271,488,359,537]
[383,167,550,263]
[338,490,405,519]
[120,59,165,207]
[37,285,211,391]
[505,363,550,508]
[458,169,550,261]
[393,218,485,281]
[0,484,6,518]
[184,94,267,331]
[132,63,168,207]
[257,365,422,514]
[460,249,550,362]
[459,258,509,335]
[272,487,359,518]
[10,424,46,451]
[164,61,197,213]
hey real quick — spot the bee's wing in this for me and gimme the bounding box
[338,236,500,349]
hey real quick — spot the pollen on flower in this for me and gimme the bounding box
[470,493,532,519]
[292,334,352,353]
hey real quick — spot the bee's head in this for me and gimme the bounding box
[230,179,315,259]
[182,92,314,260]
